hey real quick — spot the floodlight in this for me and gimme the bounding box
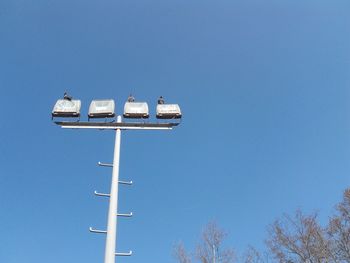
[88,99,115,119]
[52,99,81,118]
[156,104,182,119]
[53,95,181,263]
[123,102,149,118]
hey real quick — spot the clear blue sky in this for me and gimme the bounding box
[1,0,350,262]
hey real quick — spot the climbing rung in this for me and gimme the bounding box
[119,180,133,185]
[117,212,133,217]
[98,161,113,167]
[115,251,133,256]
[89,227,107,234]
[94,191,110,197]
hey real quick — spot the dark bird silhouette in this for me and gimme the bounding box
[63,92,72,101]
[157,96,165,104]
[127,94,135,102]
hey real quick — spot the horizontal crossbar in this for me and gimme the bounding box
[55,121,179,130]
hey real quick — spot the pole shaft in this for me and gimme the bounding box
[213,245,216,263]
[104,116,122,263]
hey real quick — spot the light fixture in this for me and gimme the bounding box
[53,94,181,263]
[123,102,149,118]
[52,99,81,118]
[156,104,182,119]
[88,99,115,120]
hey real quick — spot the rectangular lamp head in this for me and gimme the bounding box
[52,99,81,117]
[124,102,149,118]
[156,104,182,119]
[88,99,115,118]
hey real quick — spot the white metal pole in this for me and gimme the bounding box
[213,245,216,263]
[104,115,122,263]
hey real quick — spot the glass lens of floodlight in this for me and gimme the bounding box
[156,104,181,119]
[124,102,149,118]
[52,99,81,116]
[88,99,115,117]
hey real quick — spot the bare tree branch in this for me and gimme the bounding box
[196,222,235,263]
[174,242,192,263]
[242,246,268,263]
[327,188,350,262]
[266,210,332,263]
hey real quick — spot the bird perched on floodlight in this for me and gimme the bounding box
[63,92,72,101]
[157,96,165,104]
[127,94,135,102]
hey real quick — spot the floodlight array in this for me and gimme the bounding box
[51,96,182,121]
